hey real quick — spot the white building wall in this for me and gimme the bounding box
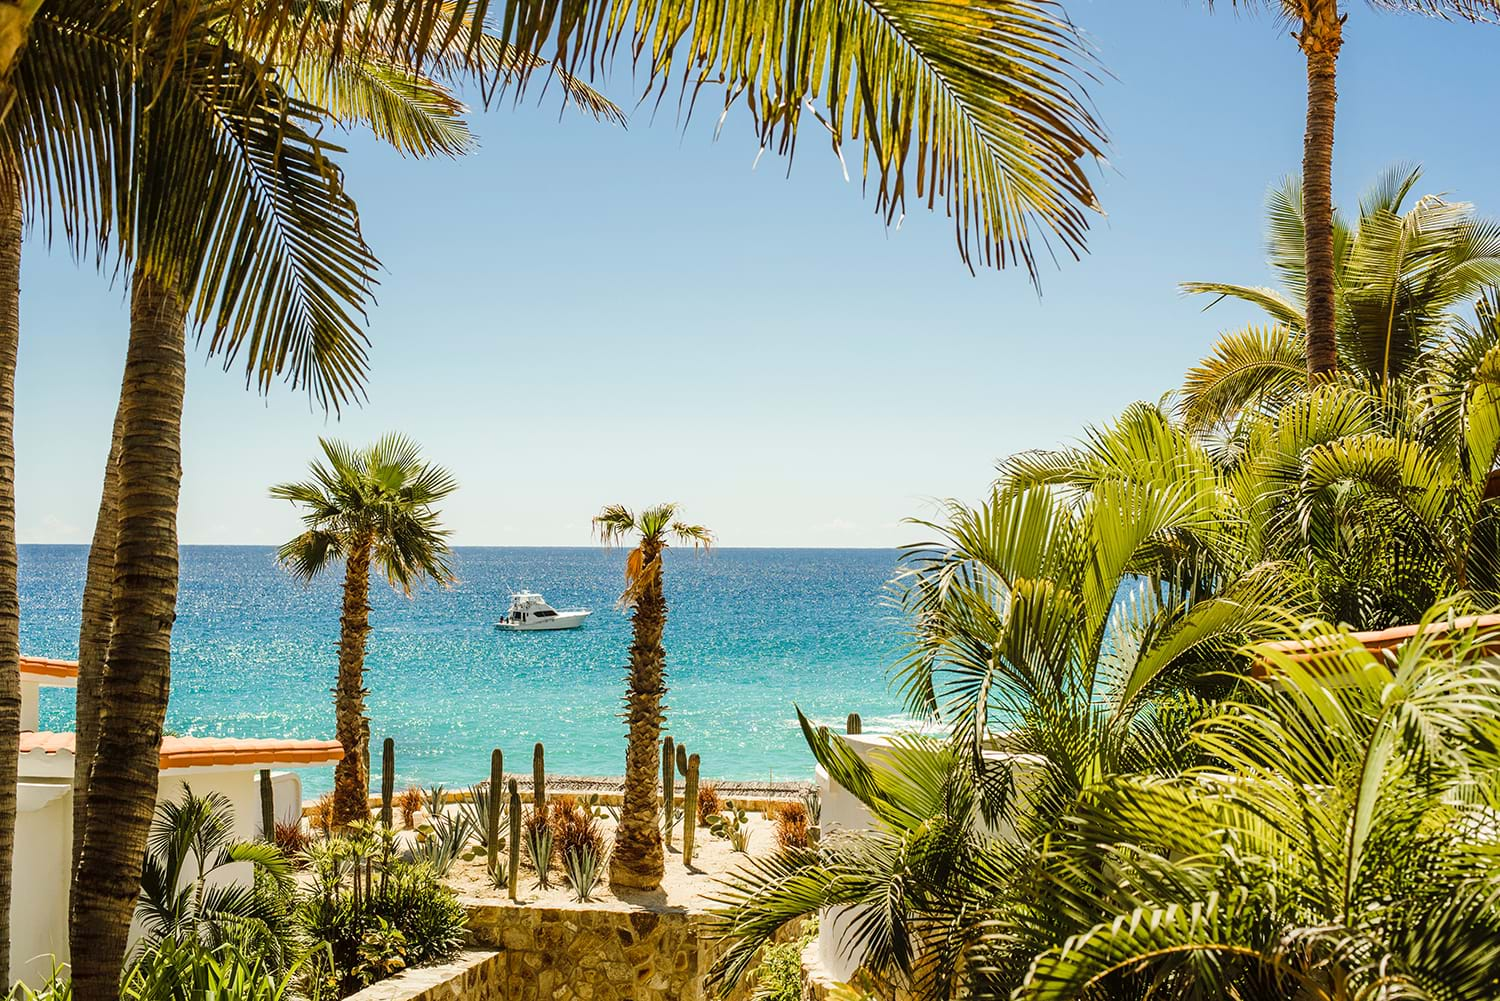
[12,782,72,986]
[10,767,305,985]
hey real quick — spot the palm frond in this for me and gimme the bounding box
[493,0,1108,280]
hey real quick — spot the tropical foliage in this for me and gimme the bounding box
[1201,0,1500,377]
[134,789,299,973]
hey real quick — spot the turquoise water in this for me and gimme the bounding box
[19,545,910,795]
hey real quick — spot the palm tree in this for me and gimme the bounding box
[66,19,386,994]
[706,446,1284,995]
[593,504,712,890]
[59,8,616,991]
[272,435,458,827]
[1204,2,1500,378]
[1020,604,1500,1000]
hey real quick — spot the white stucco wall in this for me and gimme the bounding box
[10,766,305,985]
[12,782,71,986]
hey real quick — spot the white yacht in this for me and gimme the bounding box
[496,591,591,631]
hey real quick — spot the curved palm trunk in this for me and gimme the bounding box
[71,268,185,1001]
[0,161,23,987]
[1300,0,1342,379]
[611,538,667,890]
[71,402,124,879]
[332,535,374,827]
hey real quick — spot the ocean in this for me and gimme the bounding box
[19,545,911,795]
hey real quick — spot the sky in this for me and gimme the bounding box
[15,4,1500,549]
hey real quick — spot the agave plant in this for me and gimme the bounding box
[562,844,605,903]
[406,811,472,878]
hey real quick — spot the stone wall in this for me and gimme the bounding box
[344,950,504,1001]
[465,900,736,1001]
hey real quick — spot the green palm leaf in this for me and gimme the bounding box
[493,0,1108,280]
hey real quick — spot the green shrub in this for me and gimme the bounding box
[122,937,327,1001]
[298,829,466,996]
[6,962,71,1001]
[746,919,817,1001]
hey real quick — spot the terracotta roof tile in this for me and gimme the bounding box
[19,657,79,680]
[1254,613,1500,676]
[20,732,343,769]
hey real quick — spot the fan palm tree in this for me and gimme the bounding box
[1203,3,1500,378]
[593,504,712,890]
[1020,603,1500,1001]
[272,435,458,827]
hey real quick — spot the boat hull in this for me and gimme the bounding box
[495,610,591,631]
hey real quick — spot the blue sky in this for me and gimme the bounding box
[16,4,1499,548]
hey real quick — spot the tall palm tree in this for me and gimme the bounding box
[272,435,458,827]
[1205,2,1500,378]
[55,8,617,990]
[65,10,387,995]
[593,504,712,890]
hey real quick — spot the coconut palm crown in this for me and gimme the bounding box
[273,435,458,826]
[593,503,712,890]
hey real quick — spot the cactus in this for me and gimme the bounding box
[846,712,862,735]
[532,742,546,812]
[259,769,275,843]
[662,736,675,848]
[682,753,700,867]
[380,738,395,828]
[675,742,688,775]
[487,749,503,877]
[508,778,522,901]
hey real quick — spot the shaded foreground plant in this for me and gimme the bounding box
[133,789,298,973]
[1020,603,1500,1000]
[297,826,466,996]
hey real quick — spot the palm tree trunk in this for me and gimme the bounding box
[70,400,124,880]
[332,534,374,827]
[1299,0,1342,379]
[0,159,24,987]
[70,268,186,1001]
[611,538,667,890]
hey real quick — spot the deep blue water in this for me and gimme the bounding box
[19,545,909,795]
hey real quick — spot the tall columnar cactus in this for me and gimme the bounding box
[675,742,688,775]
[508,778,522,902]
[846,712,862,735]
[661,736,675,849]
[380,738,395,828]
[532,742,546,812]
[682,753,699,867]
[487,749,503,877]
[259,769,275,843]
